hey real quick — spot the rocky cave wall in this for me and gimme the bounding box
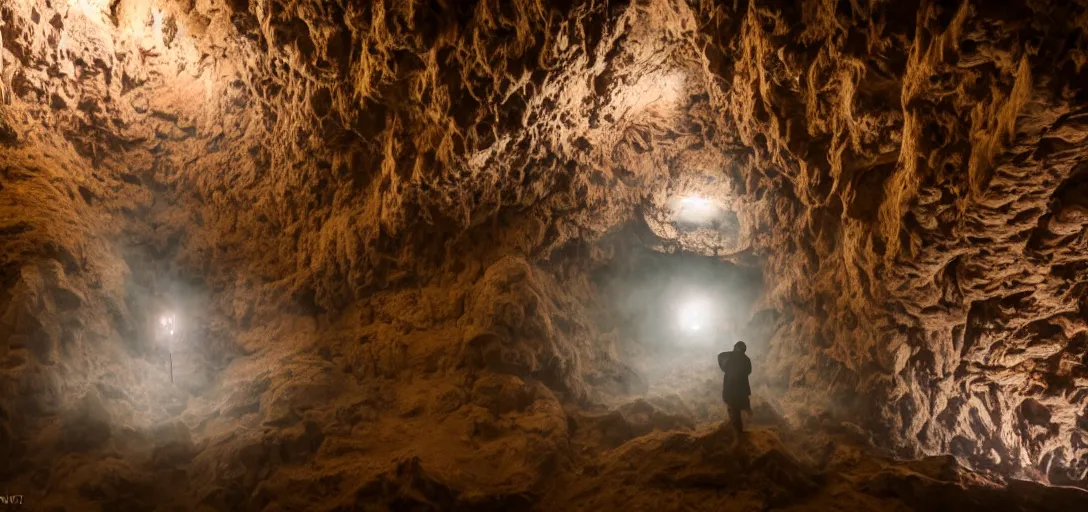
[2,0,1088,507]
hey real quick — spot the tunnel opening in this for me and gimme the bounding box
[590,243,764,420]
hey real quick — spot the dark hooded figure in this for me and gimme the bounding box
[718,341,752,437]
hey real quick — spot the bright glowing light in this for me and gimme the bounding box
[677,296,714,334]
[675,195,720,225]
[158,311,179,384]
[159,313,177,340]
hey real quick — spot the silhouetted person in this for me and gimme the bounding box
[718,341,752,441]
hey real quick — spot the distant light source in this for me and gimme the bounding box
[159,312,178,383]
[677,296,714,334]
[160,314,176,337]
[675,195,720,225]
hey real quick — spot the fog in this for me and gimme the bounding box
[115,241,238,397]
[592,246,765,415]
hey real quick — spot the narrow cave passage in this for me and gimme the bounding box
[591,245,765,419]
[3,0,1088,510]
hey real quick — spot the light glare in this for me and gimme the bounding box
[678,296,714,334]
[159,313,177,339]
[675,195,720,225]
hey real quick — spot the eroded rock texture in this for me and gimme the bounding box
[2,0,1088,509]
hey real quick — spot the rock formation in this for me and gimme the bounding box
[1,0,1087,509]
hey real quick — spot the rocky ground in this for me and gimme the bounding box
[3,0,1088,509]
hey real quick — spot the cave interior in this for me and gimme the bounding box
[3,0,1088,510]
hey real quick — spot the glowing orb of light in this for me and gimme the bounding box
[159,313,177,337]
[677,296,714,334]
[675,195,720,225]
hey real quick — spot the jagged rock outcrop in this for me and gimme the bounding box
[2,0,1088,509]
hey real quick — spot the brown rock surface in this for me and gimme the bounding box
[2,0,1088,509]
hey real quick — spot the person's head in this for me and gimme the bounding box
[734,341,747,353]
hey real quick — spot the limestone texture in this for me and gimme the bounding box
[2,0,1088,510]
